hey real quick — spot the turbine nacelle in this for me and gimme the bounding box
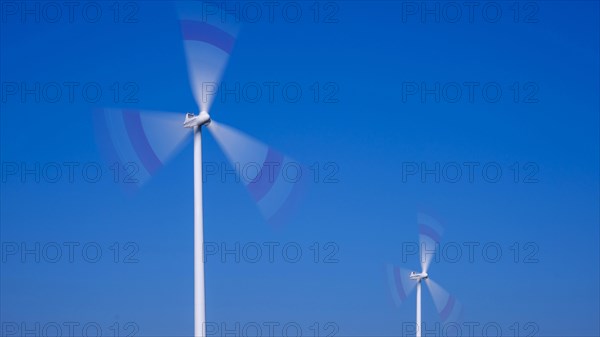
[410,271,428,281]
[183,111,211,128]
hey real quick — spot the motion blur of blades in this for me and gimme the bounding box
[418,212,444,273]
[178,1,240,113]
[93,108,190,188]
[386,264,417,306]
[425,278,463,323]
[208,121,308,227]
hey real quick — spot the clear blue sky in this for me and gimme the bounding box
[1,1,598,336]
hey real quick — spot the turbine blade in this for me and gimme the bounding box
[178,2,240,113]
[207,121,307,226]
[418,212,444,273]
[425,278,462,323]
[386,264,417,306]
[93,108,190,187]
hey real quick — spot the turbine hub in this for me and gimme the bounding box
[183,111,211,128]
[409,271,428,280]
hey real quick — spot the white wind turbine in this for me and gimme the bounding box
[93,3,306,336]
[387,212,462,337]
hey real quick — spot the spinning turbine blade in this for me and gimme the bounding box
[425,278,463,323]
[93,108,190,186]
[208,121,307,226]
[179,2,240,113]
[418,212,444,273]
[386,264,417,306]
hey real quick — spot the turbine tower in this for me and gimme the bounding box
[183,111,211,336]
[409,271,428,337]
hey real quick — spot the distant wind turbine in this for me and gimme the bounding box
[387,213,462,337]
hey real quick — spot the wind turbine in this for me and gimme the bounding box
[387,212,462,337]
[93,3,306,336]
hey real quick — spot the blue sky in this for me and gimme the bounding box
[1,1,599,336]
